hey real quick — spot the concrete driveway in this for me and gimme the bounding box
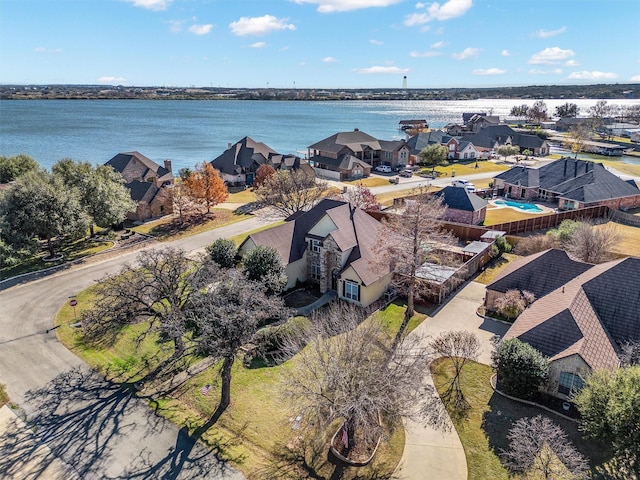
[0,216,277,479]
[394,281,510,480]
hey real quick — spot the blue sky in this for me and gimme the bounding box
[2,0,639,89]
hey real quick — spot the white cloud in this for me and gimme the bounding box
[632,75,640,82]
[249,42,267,48]
[370,39,383,45]
[188,24,213,35]
[529,68,563,75]
[229,15,296,36]
[410,50,442,58]
[323,57,338,63]
[125,0,171,11]
[564,59,580,67]
[404,0,473,26]
[568,70,618,80]
[452,47,480,60]
[168,20,184,33]
[98,76,127,83]
[534,26,566,38]
[528,47,575,65]
[472,68,506,75]
[293,0,403,13]
[501,49,511,57]
[353,66,410,74]
[431,41,447,49]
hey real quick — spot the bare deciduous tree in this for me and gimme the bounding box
[280,301,432,459]
[429,331,480,410]
[376,187,460,344]
[189,268,287,412]
[566,221,620,264]
[81,248,212,378]
[336,183,380,211]
[254,169,329,217]
[501,415,590,480]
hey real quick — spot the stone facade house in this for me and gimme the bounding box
[211,136,306,186]
[105,151,174,221]
[239,199,393,308]
[307,129,410,169]
[434,186,488,225]
[493,157,640,210]
[500,255,640,400]
[310,154,371,181]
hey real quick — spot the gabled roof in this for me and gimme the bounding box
[434,186,488,212]
[504,257,640,370]
[378,139,407,152]
[241,199,389,286]
[211,136,277,175]
[308,129,381,154]
[405,130,447,154]
[487,248,593,300]
[495,158,640,203]
[310,154,370,171]
[106,151,172,183]
[125,180,158,202]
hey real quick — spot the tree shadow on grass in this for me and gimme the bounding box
[18,366,242,480]
[481,392,612,477]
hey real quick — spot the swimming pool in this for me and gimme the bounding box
[494,200,543,212]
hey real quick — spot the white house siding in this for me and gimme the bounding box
[312,167,342,181]
[285,257,307,290]
[308,215,337,237]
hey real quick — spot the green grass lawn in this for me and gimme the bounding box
[431,359,611,480]
[56,294,424,480]
[431,160,509,178]
[226,189,258,204]
[0,237,113,281]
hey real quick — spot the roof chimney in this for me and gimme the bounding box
[164,159,172,173]
[227,142,232,149]
[354,128,359,131]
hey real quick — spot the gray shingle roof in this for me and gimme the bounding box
[106,151,172,182]
[211,136,277,175]
[308,130,381,154]
[487,248,594,300]
[434,186,488,212]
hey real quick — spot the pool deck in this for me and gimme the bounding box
[488,198,555,214]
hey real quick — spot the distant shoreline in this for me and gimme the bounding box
[1,83,637,101]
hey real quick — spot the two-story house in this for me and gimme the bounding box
[239,199,393,307]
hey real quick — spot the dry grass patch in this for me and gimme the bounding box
[484,207,545,226]
[474,253,519,285]
[131,209,250,240]
[344,177,390,188]
[596,222,640,257]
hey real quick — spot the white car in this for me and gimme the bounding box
[375,164,392,173]
[452,179,476,193]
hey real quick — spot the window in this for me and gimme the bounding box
[311,239,321,253]
[311,263,321,280]
[558,372,584,396]
[344,280,359,301]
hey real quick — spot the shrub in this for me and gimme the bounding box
[491,236,512,258]
[513,234,558,256]
[492,338,549,399]
[242,245,287,294]
[206,238,237,268]
[495,289,534,320]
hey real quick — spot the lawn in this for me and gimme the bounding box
[228,220,286,246]
[226,188,258,204]
[130,209,250,240]
[0,237,113,281]
[430,359,611,480]
[429,160,509,178]
[597,221,640,257]
[473,253,519,285]
[343,177,390,188]
[55,294,425,480]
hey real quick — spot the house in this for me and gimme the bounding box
[307,129,410,169]
[555,117,592,132]
[460,125,549,157]
[405,130,479,163]
[493,157,640,210]
[105,151,174,221]
[444,137,480,160]
[434,186,488,225]
[239,199,393,308]
[500,255,640,400]
[484,249,594,312]
[211,136,277,186]
[310,154,371,181]
[466,114,500,133]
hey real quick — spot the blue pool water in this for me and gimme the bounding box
[494,200,543,212]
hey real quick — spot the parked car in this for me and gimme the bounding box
[399,169,413,177]
[451,179,476,193]
[393,164,406,172]
[375,164,392,173]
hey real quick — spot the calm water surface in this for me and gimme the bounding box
[1,98,638,172]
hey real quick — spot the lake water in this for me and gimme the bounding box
[1,98,638,173]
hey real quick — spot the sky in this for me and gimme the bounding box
[1,0,639,89]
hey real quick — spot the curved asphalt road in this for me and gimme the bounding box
[0,214,275,480]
